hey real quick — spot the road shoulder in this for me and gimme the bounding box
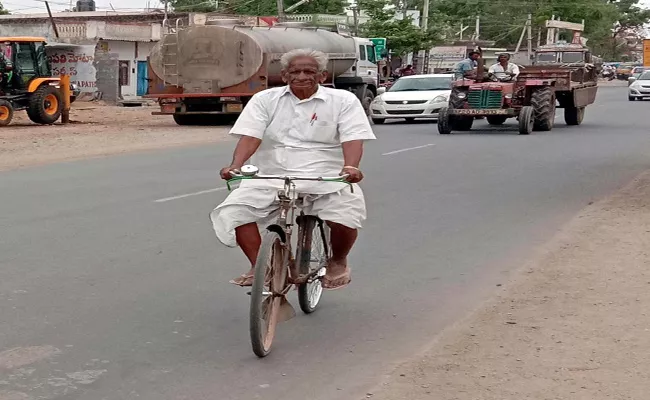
[372,170,650,399]
[0,103,232,172]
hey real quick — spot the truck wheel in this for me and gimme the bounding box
[437,107,452,134]
[453,117,473,131]
[564,106,585,126]
[27,85,63,125]
[0,99,14,126]
[531,87,555,131]
[173,114,202,126]
[518,106,534,135]
[486,116,507,125]
[362,90,374,116]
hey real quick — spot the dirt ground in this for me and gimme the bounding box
[0,102,232,171]
[370,171,650,399]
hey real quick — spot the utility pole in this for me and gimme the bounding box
[277,0,286,22]
[526,14,532,59]
[514,19,526,53]
[352,6,359,36]
[419,0,430,74]
[536,27,542,48]
[475,15,480,41]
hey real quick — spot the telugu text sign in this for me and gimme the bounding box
[644,39,650,67]
[47,45,97,93]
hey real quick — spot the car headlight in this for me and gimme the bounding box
[431,95,448,103]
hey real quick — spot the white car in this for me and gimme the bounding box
[629,71,650,100]
[370,74,453,124]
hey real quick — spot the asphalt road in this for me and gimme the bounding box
[2,86,649,400]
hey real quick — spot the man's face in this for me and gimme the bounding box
[282,56,327,91]
[498,55,508,63]
[470,53,480,61]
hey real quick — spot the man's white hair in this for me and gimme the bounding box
[280,49,329,71]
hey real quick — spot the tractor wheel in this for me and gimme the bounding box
[531,87,555,131]
[27,85,63,125]
[450,88,468,109]
[0,99,14,126]
[453,117,473,131]
[564,106,585,126]
[518,106,534,135]
[486,116,507,125]
[437,107,452,134]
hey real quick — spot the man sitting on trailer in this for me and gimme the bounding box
[211,48,376,290]
[453,50,480,79]
[488,53,520,81]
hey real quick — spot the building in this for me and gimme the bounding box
[0,10,182,102]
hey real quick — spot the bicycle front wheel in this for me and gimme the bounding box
[250,230,287,358]
[296,216,330,314]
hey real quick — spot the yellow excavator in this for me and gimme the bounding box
[0,36,79,126]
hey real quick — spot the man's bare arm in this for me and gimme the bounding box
[342,140,363,168]
[230,136,262,168]
[220,136,262,180]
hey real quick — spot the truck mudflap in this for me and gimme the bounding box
[449,108,517,117]
[573,86,598,107]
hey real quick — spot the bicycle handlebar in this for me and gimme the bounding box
[226,172,351,191]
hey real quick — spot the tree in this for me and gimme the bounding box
[169,0,217,13]
[0,1,10,14]
[222,0,346,15]
[357,0,441,56]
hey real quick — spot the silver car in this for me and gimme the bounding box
[628,71,650,101]
[370,74,453,124]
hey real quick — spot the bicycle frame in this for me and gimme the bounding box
[227,170,352,246]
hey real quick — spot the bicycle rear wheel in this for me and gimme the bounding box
[250,230,288,357]
[296,216,330,314]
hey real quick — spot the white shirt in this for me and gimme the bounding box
[488,62,520,78]
[230,85,376,194]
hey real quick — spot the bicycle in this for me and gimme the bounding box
[226,165,353,357]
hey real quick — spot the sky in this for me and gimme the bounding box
[7,0,650,15]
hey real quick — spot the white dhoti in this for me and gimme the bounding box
[210,184,367,248]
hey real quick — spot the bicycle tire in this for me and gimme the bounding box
[296,216,330,314]
[250,230,287,357]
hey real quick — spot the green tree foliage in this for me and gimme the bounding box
[0,2,10,14]
[357,0,441,56]
[169,0,217,13]
[222,0,345,15]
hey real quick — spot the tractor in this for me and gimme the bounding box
[0,37,79,126]
[438,55,556,135]
[438,43,598,135]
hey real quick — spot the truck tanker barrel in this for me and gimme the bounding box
[149,25,359,88]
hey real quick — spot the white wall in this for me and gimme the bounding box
[105,40,154,98]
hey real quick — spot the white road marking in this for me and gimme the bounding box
[154,187,227,203]
[382,143,436,156]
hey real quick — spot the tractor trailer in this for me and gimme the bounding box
[146,20,379,125]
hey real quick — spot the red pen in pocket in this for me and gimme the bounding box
[310,113,317,126]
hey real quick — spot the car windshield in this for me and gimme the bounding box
[638,71,650,80]
[388,76,452,91]
[561,52,584,63]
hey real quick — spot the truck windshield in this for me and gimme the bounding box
[537,52,556,62]
[561,52,584,63]
[389,76,452,91]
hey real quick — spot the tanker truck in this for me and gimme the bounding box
[146,21,379,125]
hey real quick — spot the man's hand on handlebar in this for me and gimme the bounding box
[341,166,363,183]
[220,165,241,180]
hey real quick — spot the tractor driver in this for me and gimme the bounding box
[488,53,519,81]
[0,43,13,91]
